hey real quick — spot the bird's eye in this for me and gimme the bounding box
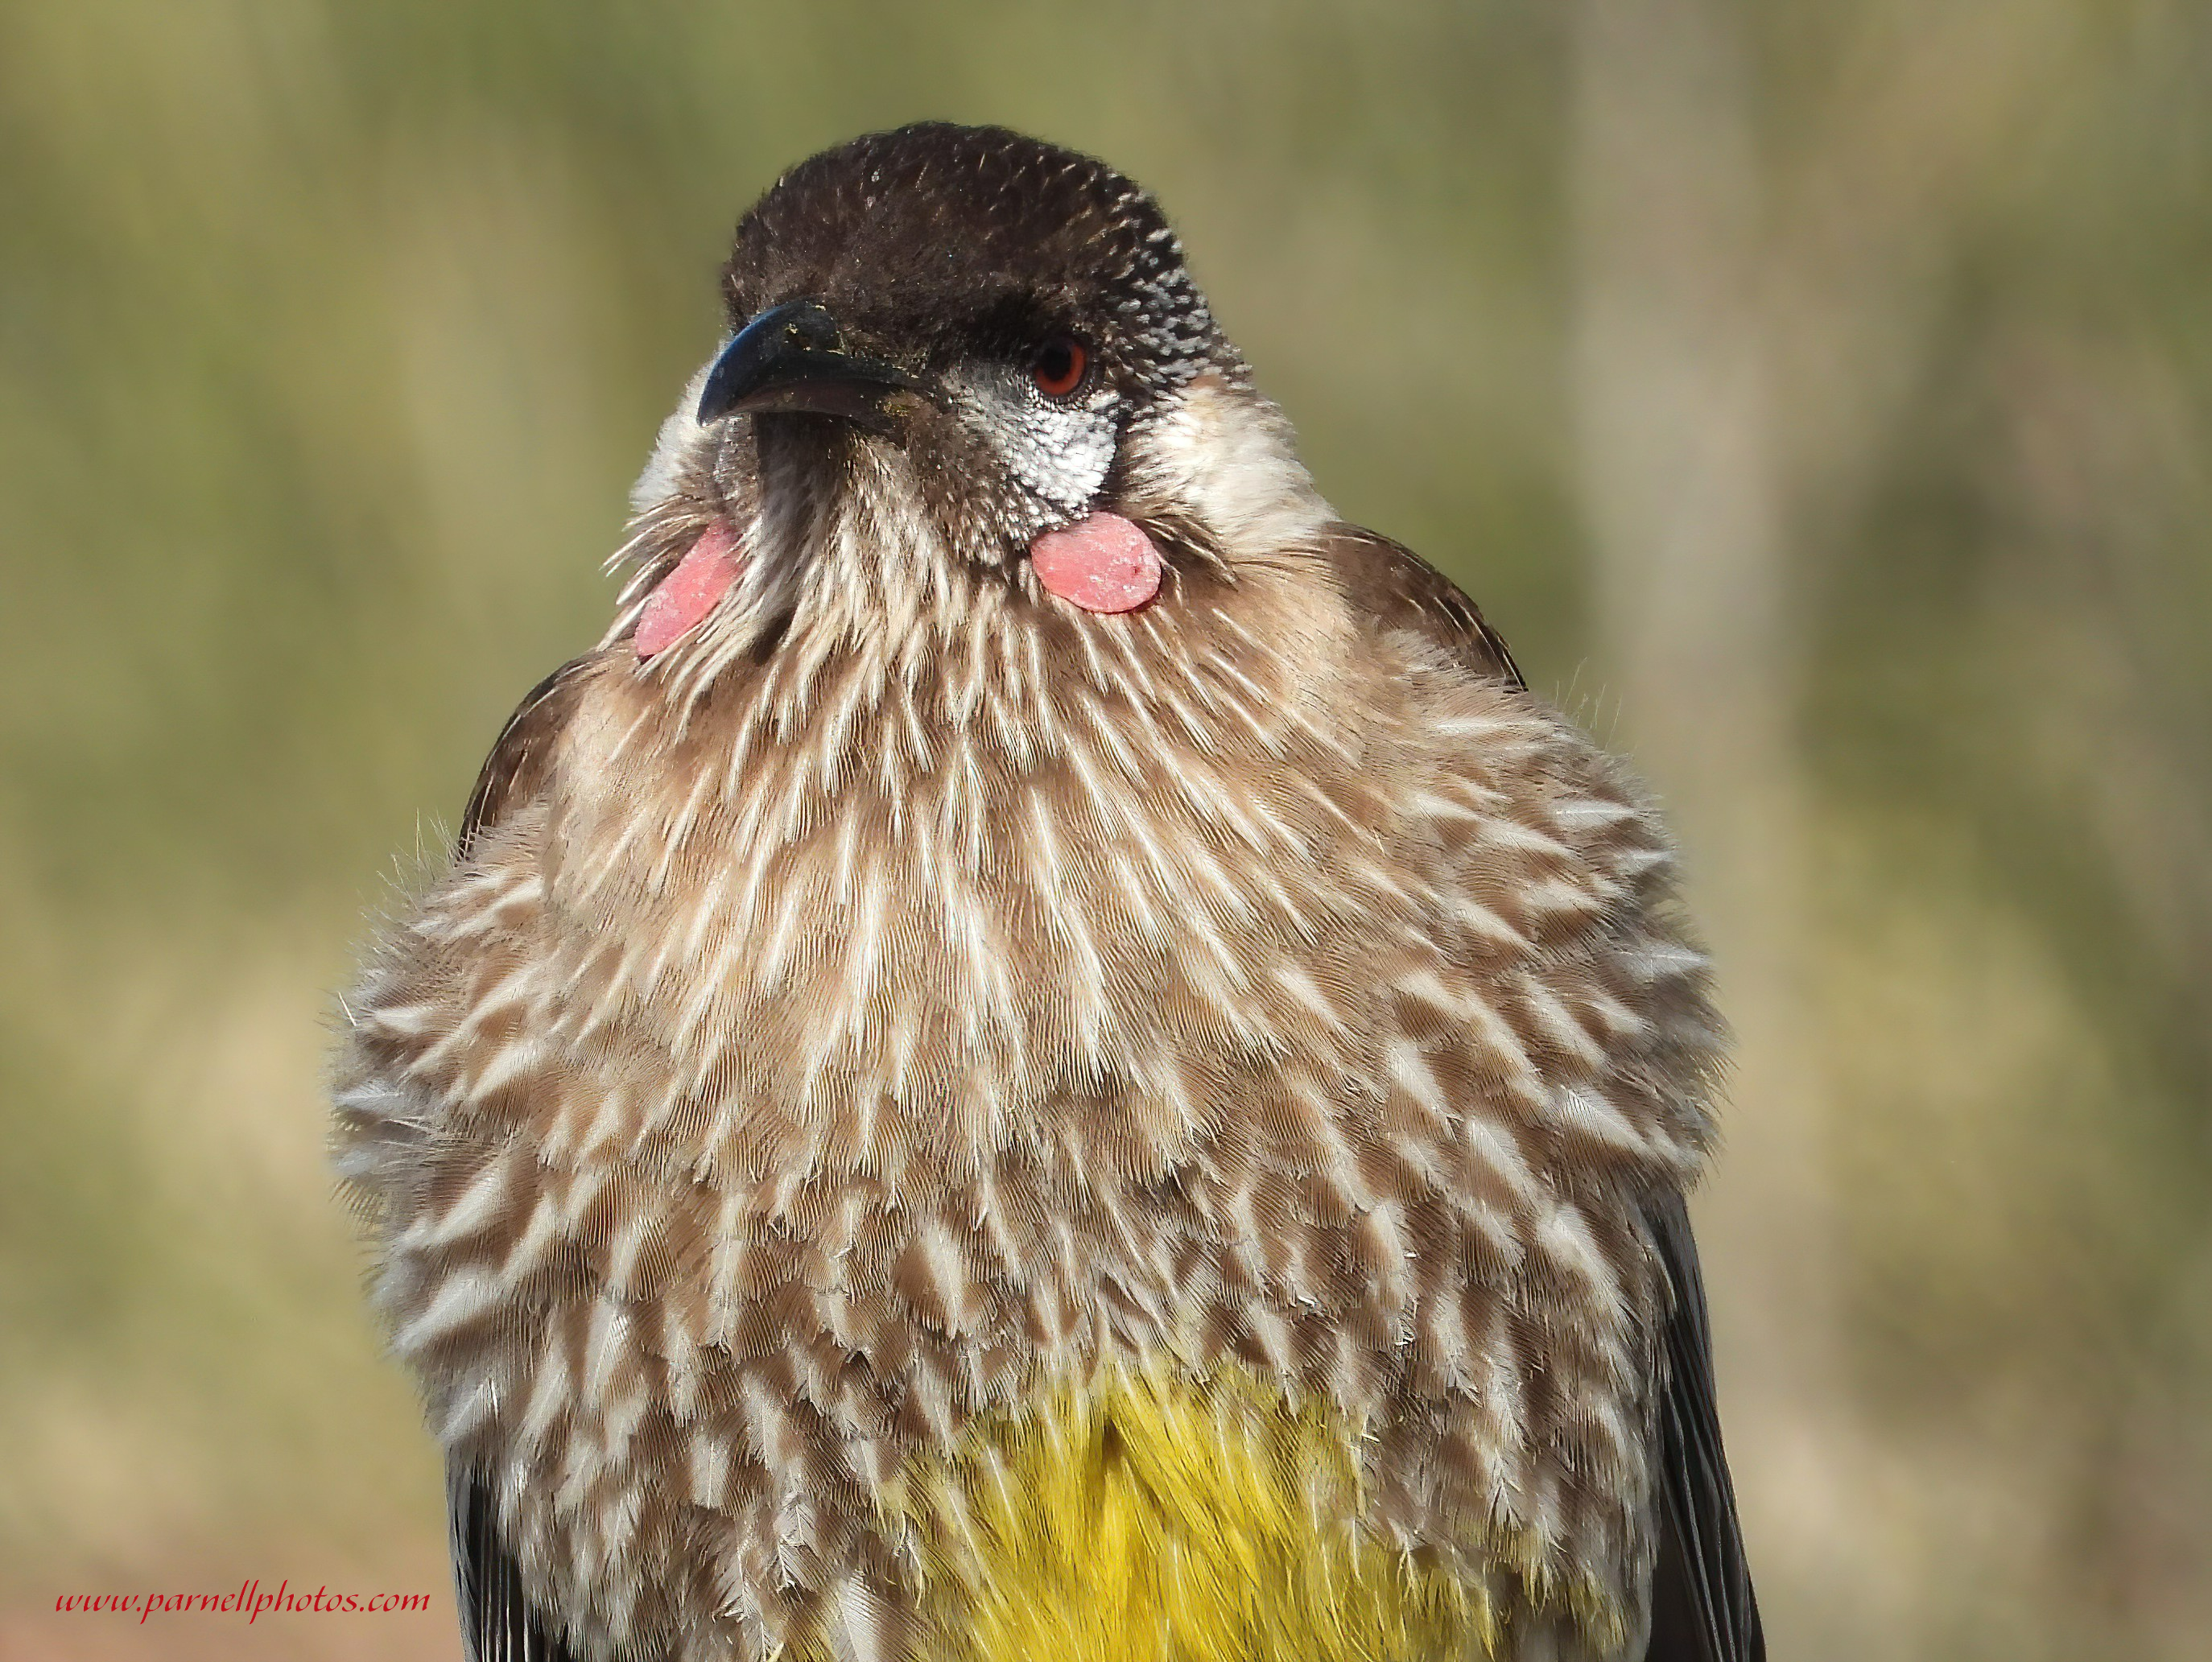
[1032,337,1088,399]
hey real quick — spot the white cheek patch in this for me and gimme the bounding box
[942,367,1117,518]
[630,354,719,516]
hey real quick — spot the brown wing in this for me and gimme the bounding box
[1327,527,1762,1652]
[1322,524,1525,691]
[457,654,598,860]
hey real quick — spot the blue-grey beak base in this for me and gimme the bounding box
[697,299,925,432]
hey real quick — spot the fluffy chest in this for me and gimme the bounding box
[336,621,1710,1662]
[518,608,1447,1187]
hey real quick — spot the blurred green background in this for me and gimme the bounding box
[3,2,2208,1657]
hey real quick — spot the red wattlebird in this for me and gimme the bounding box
[335,123,1761,1662]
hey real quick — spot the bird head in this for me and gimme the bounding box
[620,122,1331,670]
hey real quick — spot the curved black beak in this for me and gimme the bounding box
[695,299,924,433]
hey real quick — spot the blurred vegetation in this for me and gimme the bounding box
[2,2,2206,1658]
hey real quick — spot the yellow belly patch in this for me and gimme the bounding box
[892,1363,1498,1662]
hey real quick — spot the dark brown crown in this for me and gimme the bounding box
[721,123,1236,394]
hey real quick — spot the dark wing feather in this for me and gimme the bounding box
[449,1462,584,1662]
[1643,1193,1765,1662]
[1321,524,1525,691]
[458,654,598,860]
[449,662,602,1652]
[447,654,605,1649]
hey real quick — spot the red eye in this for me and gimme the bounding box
[1033,337,1087,398]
